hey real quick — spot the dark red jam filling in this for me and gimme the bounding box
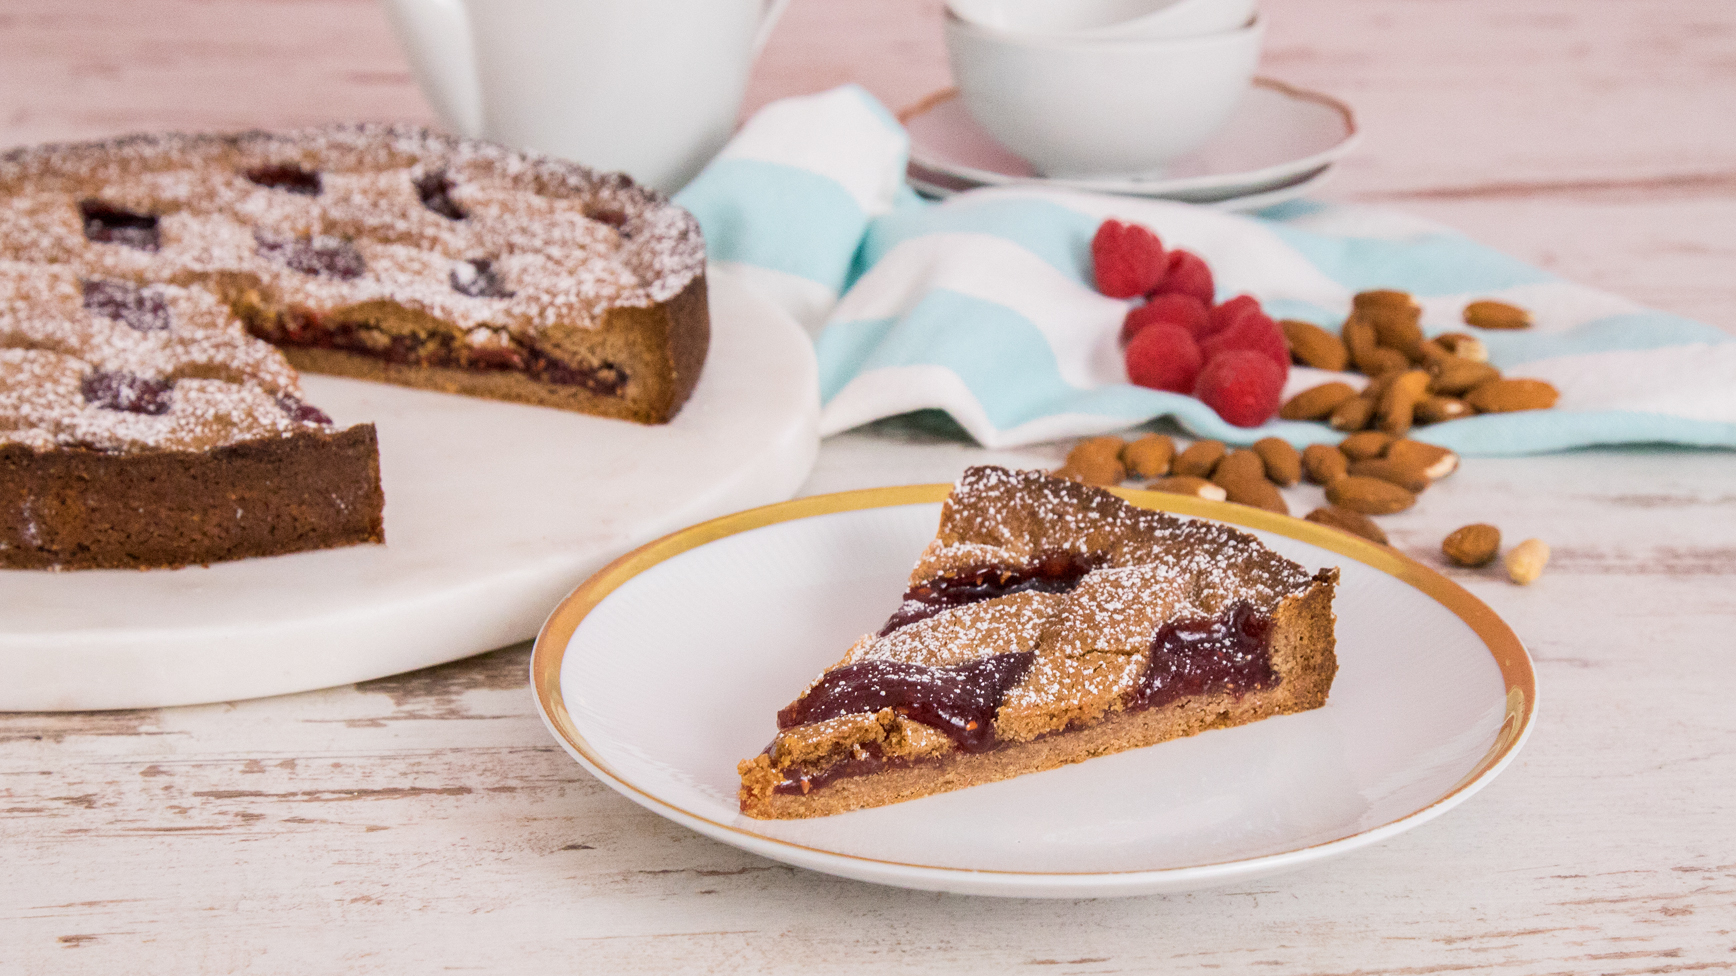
[778,651,1035,754]
[79,201,159,251]
[1129,601,1276,710]
[255,231,366,280]
[248,307,628,396]
[878,548,1101,636]
[244,165,323,196]
[450,258,514,298]
[82,279,170,332]
[276,395,332,425]
[415,170,465,220]
[82,371,172,415]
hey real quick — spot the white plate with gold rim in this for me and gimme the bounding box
[532,485,1534,898]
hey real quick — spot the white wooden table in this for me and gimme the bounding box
[4,0,1734,971]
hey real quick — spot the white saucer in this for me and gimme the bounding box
[532,486,1535,898]
[0,267,820,711]
[901,78,1359,203]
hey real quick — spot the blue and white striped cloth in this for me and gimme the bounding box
[676,85,1736,455]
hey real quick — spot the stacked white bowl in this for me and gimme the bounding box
[944,0,1263,179]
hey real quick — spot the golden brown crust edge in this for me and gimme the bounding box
[738,570,1339,820]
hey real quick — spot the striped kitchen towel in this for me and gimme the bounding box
[676,85,1736,455]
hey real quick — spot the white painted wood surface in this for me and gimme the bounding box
[2,0,1733,971]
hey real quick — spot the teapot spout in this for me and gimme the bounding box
[382,0,484,138]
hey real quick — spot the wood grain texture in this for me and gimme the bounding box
[2,0,1735,971]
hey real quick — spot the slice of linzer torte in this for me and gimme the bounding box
[736,465,1339,819]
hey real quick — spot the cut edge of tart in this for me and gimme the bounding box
[737,465,1338,820]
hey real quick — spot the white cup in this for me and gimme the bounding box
[948,0,1256,40]
[383,0,790,193]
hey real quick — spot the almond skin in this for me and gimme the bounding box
[1281,320,1349,371]
[1464,299,1533,330]
[1059,436,1127,485]
[1466,378,1560,413]
[1146,475,1228,502]
[1359,347,1412,377]
[1414,395,1472,425]
[1340,313,1379,369]
[1302,443,1349,485]
[1210,450,1289,515]
[1326,475,1417,514]
[1387,439,1460,479]
[1120,433,1175,479]
[1305,506,1389,545]
[1281,382,1359,421]
[1173,440,1227,478]
[1353,289,1420,317]
[1328,396,1376,432]
[1430,357,1502,396]
[1349,457,1430,493]
[1339,431,1392,461]
[1252,437,1302,486]
[1367,304,1425,360]
[1442,523,1501,567]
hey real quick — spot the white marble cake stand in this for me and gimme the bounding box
[0,267,820,710]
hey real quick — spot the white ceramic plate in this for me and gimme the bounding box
[0,268,819,711]
[533,486,1535,898]
[908,161,1335,213]
[902,78,1358,202]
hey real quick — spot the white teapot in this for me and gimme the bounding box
[382,0,790,193]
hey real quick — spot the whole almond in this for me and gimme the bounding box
[1435,332,1489,362]
[1071,435,1126,462]
[1173,440,1227,478]
[1368,304,1425,360]
[1281,382,1359,421]
[1505,538,1550,584]
[1340,314,1379,369]
[1359,346,1413,377]
[1386,439,1460,479]
[1349,457,1430,493]
[1339,430,1392,461]
[1147,476,1228,502]
[1466,378,1560,413]
[1464,299,1533,330]
[1281,320,1349,371]
[1252,437,1302,486]
[1328,396,1376,432]
[1414,395,1472,425]
[1305,506,1389,545]
[1442,523,1501,567]
[1061,437,1126,484]
[1326,475,1417,514]
[1121,433,1175,479]
[1302,443,1349,485]
[1377,369,1432,437]
[1216,473,1289,514]
[1430,357,1502,396]
[1353,289,1420,317]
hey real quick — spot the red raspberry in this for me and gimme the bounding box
[1119,293,1211,345]
[1124,322,1203,394]
[1157,249,1214,305]
[1205,294,1263,337]
[1193,349,1285,428]
[1199,308,1289,378]
[1092,219,1167,299]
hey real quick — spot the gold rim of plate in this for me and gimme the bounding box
[531,484,1536,877]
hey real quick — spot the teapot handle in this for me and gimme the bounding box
[382,0,484,137]
[753,0,794,55]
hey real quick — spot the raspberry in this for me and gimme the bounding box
[1124,322,1203,394]
[1092,219,1167,299]
[1193,350,1285,428]
[1199,307,1289,378]
[1157,249,1214,305]
[1119,293,1211,344]
[1205,294,1263,336]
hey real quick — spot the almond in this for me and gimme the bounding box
[1442,523,1500,567]
[1339,430,1392,461]
[1353,289,1420,317]
[1328,396,1375,432]
[1326,475,1416,514]
[1505,537,1550,584]
[1434,332,1489,362]
[1414,395,1472,425]
[1349,457,1430,493]
[1302,443,1349,485]
[1465,378,1560,413]
[1340,313,1379,371]
[1252,437,1302,486]
[1429,356,1502,396]
[1464,299,1533,330]
[1359,346,1412,377]
[1212,448,1267,484]
[1147,475,1228,502]
[1366,303,1425,360]
[1173,439,1227,478]
[1281,320,1349,371]
[1281,382,1359,421]
[1377,369,1432,437]
[1120,433,1175,479]
[1305,506,1389,545]
[1212,450,1288,514]
[1386,439,1460,479]
[1060,436,1126,485]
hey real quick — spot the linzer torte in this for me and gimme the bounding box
[737,466,1339,819]
[0,125,708,570]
